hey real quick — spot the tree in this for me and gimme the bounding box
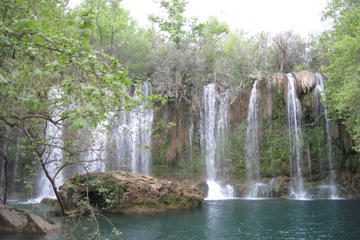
[271,31,308,73]
[197,17,229,77]
[0,0,160,214]
[148,0,204,103]
[74,0,155,81]
[222,31,272,91]
[149,0,188,47]
[321,0,360,151]
[0,150,8,204]
[148,37,201,103]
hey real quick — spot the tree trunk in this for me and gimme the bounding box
[110,27,114,56]
[40,160,66,216]
[21,126,67,216]
[0,150,8,205]
[280,48,286,73]
[95,13,103,49]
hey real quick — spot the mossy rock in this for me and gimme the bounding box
[59,171,204,214]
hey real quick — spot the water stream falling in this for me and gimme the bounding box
[314,73,338,198]
[36,88,64,200]
[114,82,153,175]
[245,80,263,198]
[247,179,276,198]
[12,130,21,192]
[84,121,107,173]
[35,83,154,201]
[287,73,307,199]
[189,116,194,178]
[201,84,234,200]
[0,126,10,197]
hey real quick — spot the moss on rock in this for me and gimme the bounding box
[59,171,204,214]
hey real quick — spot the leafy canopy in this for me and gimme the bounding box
[322,0,360,151]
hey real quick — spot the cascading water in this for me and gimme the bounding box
[84,121,107,173]
[36,88,64,200]
[314,73,338,198]
[201,84,234,200]
[287,73,307,199]
[0,126,10,197]
[247,179,276,198]
[245,80,263,198]
[114,82,153,175]
[35,83,154,201]
[189,116,194,178]
[12,130,21,192]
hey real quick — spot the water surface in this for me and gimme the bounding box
[2,199,360,240]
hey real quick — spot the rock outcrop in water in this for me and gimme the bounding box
[0,204,57,234]
[59,171,204,214]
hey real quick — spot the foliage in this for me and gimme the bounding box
[149,0,192,47]
[0,0,163,214]
[0,0,136,135]
[260,105,289,176]
[197,17,229,76]
[2,0,360,205]
[270,31,308,73]
[148,0,203,105]
[148,38,201,102]
[76,0,154,80]
[223,32,271,86]
[151,103,203,181]
[72,173,124,211]
[321,0,360,151]
[230,124,247,180]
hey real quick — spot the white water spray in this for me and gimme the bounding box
[245,80,264,198]
[201,84,234,200]
[314,73,338,199]
[287,74,307,199]
[36,88,64,200]
[115,82,153,175]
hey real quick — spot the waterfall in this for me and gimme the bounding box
[114,82,153,175]
[245,80,263,198]
[0,126,10,198]
[287,73,307,199]
[201,83,234,200]
[84,121,107,173]
[34,83,154,201]
[247,179,276,199]
[36,89,64,200]
[189,116,194,178]
[12,130,21,192]
[314,73,338,198]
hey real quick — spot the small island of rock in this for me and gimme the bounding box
[59,171,204,214]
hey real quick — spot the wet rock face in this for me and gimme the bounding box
[0,204,57,234]
[59,171,205,214]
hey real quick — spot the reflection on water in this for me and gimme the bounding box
[2,199,360,240]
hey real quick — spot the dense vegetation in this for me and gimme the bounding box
[0,0,360,212]
[321,0,360,152]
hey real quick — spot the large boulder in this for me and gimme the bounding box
[0,204,57,234]
[59,171,204,214]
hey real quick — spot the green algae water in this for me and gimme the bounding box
[2,199,360,240]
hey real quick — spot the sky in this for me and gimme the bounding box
[69,0,330,36]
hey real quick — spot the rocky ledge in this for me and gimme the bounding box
[59,171,204,214]
[0,204,57,234]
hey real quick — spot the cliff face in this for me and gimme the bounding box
[151,71,360,196]
[2,72,359,199]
